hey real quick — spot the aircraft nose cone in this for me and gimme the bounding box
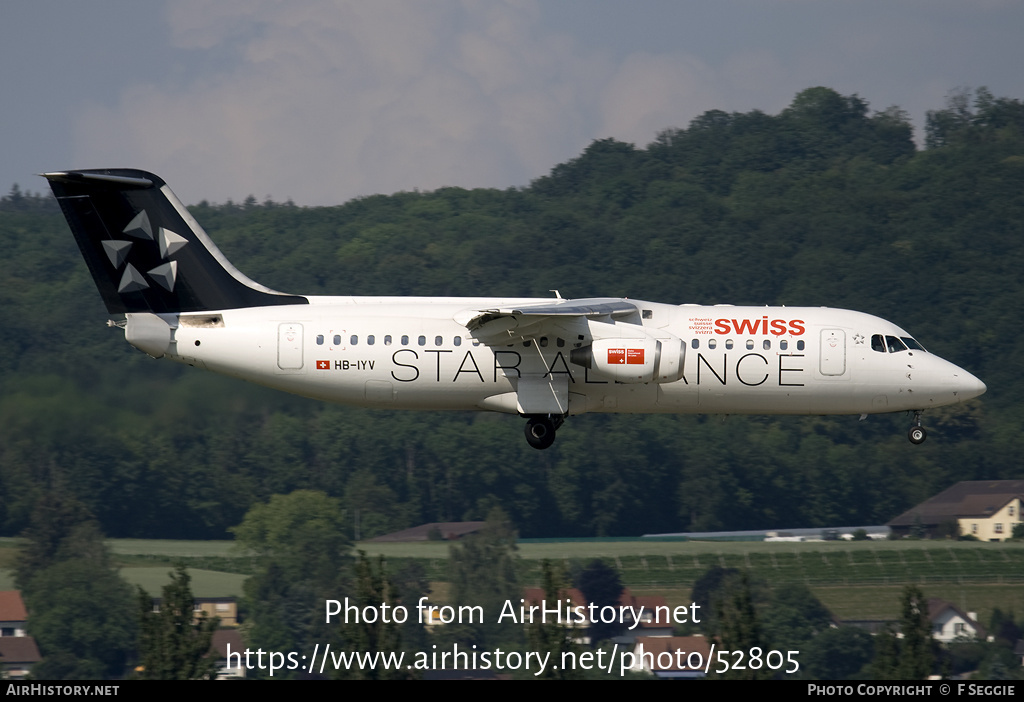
[956,370,986,401]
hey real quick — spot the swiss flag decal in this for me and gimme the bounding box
[316,360,330,370]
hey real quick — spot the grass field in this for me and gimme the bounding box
[2,536,1021,626]
[362,538,1024,588]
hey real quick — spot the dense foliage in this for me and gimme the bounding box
[15,495,136,679]
[1,87,1022,540]
[135,565,219,680]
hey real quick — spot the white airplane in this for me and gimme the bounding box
[43,169,986,449]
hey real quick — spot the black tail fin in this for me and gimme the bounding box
[43,169,307,314]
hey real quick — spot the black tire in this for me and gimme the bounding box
[525,417,556,450]
[908,426,927,445]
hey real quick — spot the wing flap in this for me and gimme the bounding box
[458,298,640,343]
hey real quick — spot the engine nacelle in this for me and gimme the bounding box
[570,337,685,383]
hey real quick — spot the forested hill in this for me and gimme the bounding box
[1,87,1022,540]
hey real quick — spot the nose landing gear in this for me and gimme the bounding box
[908,411,927,444]
[524,415,565,450]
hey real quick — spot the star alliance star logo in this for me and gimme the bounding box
[102,210,188,293]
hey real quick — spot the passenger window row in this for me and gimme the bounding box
[315,334,469,347]
[690,339,805,351]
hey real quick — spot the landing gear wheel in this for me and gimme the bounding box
[907,410,927,445]
[524,417,557,450]
[908,425,927,445]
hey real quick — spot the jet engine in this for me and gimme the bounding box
[570,337,685,383]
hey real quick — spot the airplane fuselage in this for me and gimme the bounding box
[152,298,981,419]
[44,168,985,449]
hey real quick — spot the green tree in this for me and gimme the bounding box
[14,493,105,590]
[575,559,625,644]
[231,490,350,579]
[897,585,934,680]
[989,607,1022,648]
[760,583,834,653]
[334,551,408,680]
[975,647,1021,680]
[871,586,935,680]
[233,490,351,676]
[135,565,219,680]
[690,565,741,634]
[18,493,136,680]
[871,625,901,680]
[713,571,767,680]
[391,560,431,654]
[802,626,874,680]
[527,560,583,679]
[27,559,136,680]
[446,507,520,649]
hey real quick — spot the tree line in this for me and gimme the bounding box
[0,87,1022,541]
[15,491,1022,679]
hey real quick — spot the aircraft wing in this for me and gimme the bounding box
[456,297,641,343]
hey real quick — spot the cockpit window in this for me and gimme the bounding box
[885,335,907,353]
[874,333,924,353]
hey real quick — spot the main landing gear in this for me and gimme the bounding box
[524,415,565,450]
[908,411,927,445]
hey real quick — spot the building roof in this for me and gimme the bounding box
[631,595,673,628]
[0,637,41,664]
[888,480,1024,527]
[211,629,244,658]
[0,591,28,622]
[366,521,486,542]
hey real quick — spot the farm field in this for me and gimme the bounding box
[2,537,1021,624]
[363,538,1024,587]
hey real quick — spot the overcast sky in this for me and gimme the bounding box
[4,1,1023,206]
